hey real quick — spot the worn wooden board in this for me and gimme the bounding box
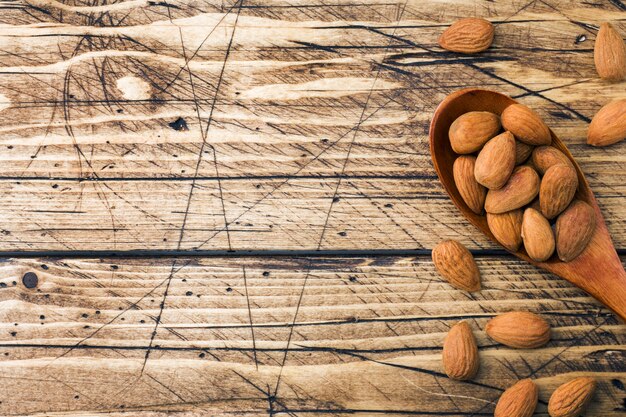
[1,256,625,416]
[0,0,625,416]
[0,0,624,251]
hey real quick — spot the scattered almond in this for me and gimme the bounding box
[555,200,596,262]
[442,321,480,381]
[475,131,516,189]
[587,99,626,147]
[548,377,596,417]
[515,141,533,165]
[449,111,501,154]
[532,146,574,175]
[540,164,578,219]
[486,311,550,348]
[501,103,551,146]
[439,18,494,54]
[432,240,481,292]
[484,166,540,213]
[494,379,538,417]
[453,156,487,214]
[487,210,523,252]
[594,22,626,82]
[522,208,555,261]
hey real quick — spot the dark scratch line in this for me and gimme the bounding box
[243,265,259,370]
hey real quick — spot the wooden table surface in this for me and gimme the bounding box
[1,0,625,415]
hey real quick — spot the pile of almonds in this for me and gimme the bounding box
[433,243,597,416]
[431,16,622,417]
[450,104,595,262]
[432,103,603,416]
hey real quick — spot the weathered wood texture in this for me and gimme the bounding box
[1,256,625,416]
[1,0,626,416]
[0,0,624,251]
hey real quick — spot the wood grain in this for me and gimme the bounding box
[0,0,623,251]
[1,256,625,416]
[0,0,624,415]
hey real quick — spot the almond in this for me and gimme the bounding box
[522,208,555,262]
[501,103,551,146]
[487,209,523,252]
[453,156,487,214]
[449,111,501,154]
[515,141,533,165]
[439,18,494,54]
[548,377,596,417]
[475,131,516,189]
[555,200,596,262]
[432,240,481,292]
[494,379,538,417]
[587,99,626,147]
[486,311,550,348]
[540,164,578,219]
[532,146,574,175]
[442,321,479,381]
[594,22,626,81]
[484,166,540,214]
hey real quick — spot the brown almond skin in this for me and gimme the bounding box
[495,379,538,417]
[485,166,540,214]
[540,164,578,219]
[532,146,574,175]
[453,156,487,214]
[439,18,494,54]
[442,321,479,381]
[556,200,596,262]
[501,103,551,146]
[522,208,555,262]
[548,377,596,417]
[594,22,626,82]
[515,141,533,165]
[475,131,516,189]
[587,99,626,146]
[449,111,501,154]
[487,210,523,252]
[486,311,550,348]
[432,240,481,292]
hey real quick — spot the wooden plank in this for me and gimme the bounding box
[0,256,624,415]
[0,176,623,251]
[0,0,624,251]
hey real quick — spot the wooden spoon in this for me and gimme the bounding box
[429,88,626,322]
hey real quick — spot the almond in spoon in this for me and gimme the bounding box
[502,103,551,146]
[540,164,578,219]
[555,200,596,262]
[532,146,574,175]
[449,111,501,154]
[475,131,516,189]
[453,156,486,214]
[487,209,523,252]
[515,141,533,165]
[522,208,555,262]
[484,165,540,214]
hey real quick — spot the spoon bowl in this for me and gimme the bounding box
[430,88,626,321]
